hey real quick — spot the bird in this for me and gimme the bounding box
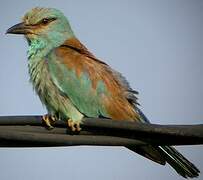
[6,7,200,178]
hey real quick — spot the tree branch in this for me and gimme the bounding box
[0,116,202,147]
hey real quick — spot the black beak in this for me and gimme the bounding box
[6,22,33,35]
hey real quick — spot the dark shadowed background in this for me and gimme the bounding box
[0,0,202,180]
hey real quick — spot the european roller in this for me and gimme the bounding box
[6,7,199,178]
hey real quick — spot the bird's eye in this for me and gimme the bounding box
[41,18,49,25]
[40,17,57,25]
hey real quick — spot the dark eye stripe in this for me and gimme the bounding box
[38,17,57,25]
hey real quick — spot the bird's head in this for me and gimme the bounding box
[7,7,74,49]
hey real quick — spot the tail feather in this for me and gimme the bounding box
[127,145,166,165]
[101,97,200,177]
[127,145,200,178]
[159,146,200,178]
[128,107,200,178]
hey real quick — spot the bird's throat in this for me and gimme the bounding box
[27,39,48,60]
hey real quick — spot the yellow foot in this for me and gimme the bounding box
[67,119,81,132]
[42,115,57,130]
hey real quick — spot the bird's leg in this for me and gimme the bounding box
[67,119,81,132]
[42,114,57,130]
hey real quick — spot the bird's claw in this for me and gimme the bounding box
[67,119,81,132]
[42,115,56,130]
